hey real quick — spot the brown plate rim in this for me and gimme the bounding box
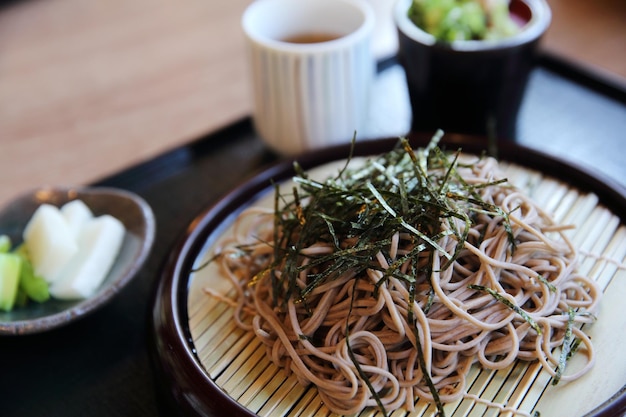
[149,134,626,417]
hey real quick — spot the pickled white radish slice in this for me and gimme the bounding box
[23,204,78,284]
[61,200,94,240]
[50,214,125,300]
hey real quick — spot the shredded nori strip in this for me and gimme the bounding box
[468,284,542,335]
[552,307,577,385]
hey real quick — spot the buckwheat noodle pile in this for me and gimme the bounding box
[207,137,600,416]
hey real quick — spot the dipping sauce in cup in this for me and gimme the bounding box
[242,0,376,155]
[282,33,343,44]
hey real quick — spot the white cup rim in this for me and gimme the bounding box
[242,0,376,54]
[394,0,551,52]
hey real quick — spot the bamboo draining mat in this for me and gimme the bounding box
[187,160,626,417]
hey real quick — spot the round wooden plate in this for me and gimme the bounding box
[150,134,626,417]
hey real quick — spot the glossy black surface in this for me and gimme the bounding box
[1,57,625,417]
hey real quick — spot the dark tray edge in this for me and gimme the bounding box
[96,51,625,195]
[538,51,626,104]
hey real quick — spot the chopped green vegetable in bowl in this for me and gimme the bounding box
[408,0,520,41]
[0,236,50,312]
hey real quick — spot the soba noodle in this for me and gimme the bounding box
[206,139,600,416]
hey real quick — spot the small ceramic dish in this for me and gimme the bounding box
[0,186,156,336]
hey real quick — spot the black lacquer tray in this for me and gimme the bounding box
[2,55,625,417]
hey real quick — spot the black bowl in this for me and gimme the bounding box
[394,0,551,140]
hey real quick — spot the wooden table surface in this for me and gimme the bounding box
[1,0,625,208]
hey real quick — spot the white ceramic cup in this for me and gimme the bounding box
[242,0,376,155]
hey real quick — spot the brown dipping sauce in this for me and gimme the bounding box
[282,32,342,44]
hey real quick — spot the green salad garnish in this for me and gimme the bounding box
[408,0,521,42]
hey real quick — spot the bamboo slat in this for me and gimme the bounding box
[188,161,626,417]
